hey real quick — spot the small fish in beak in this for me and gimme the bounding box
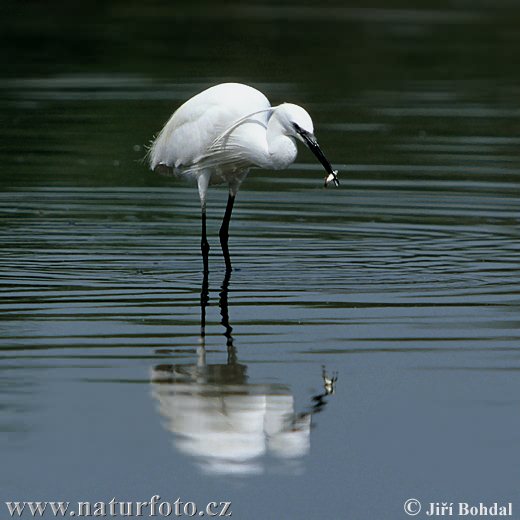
[324,170,340,188]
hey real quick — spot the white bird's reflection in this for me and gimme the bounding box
[150,269,337,475]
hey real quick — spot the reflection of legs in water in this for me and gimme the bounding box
[200,267,209,342]
[198,258,237,366]
[201,206,210,275]
[219,267,237,365]
[198,267,209,367]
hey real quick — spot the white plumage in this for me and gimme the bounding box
[148,82,338,271]
[150,84,270,180]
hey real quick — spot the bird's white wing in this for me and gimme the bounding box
[208,108,272,150]
[151,109,272,176]
[186,109,273,173]
[149,83,272,173]
[149,103,232,170]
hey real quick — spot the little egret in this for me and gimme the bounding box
[148,82,339,271]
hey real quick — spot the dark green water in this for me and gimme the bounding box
[1,2,520,519]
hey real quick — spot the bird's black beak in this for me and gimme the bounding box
[295,125,339,187]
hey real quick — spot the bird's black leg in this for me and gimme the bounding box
[201,206,210,274]
[219,193,235,271]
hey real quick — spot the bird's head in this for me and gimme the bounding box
[276,103,339,188]
[276,103,315,140]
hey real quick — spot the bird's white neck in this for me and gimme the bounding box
[265,111,298,170]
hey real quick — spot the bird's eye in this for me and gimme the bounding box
[292,122,303,133]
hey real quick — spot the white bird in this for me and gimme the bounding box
[148,82,338,271]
